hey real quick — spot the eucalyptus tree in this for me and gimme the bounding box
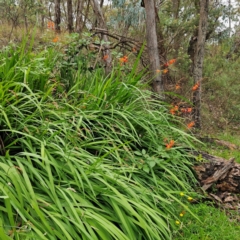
[67,0,73,32]
[143,0,163,94]
[192,0,209,129]
[55,0,61,32]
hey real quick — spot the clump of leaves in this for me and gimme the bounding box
[0,39,199,239]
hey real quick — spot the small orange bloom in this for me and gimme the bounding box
[163,69,168,74]
[187,121,195,129]
[170,105,178,115]
[119,55,128,63]
[47,21,55,30]
[119,56,128,66]
[168,59,176,65]
[52,36,59,43]
[181,108,192,114]
[164,59,176,67]
[192,82,200,91]
[175,84,181,90]
[170,109,176,115]
[103,55,109,61]
[156,69,161,73]
[166,140,175,149]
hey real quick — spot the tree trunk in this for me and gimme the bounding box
[67,0,73,33]
[75,0,84,32]
[192,0,209,129]
[143,0,163,95]
[90,0,112,75]
[172,0,180,19]
[55,0,61,33]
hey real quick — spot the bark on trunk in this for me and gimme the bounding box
[55,0,61,33]
[67,0,73,33]
[75,0,83,32]
[192,0,209,129]
[172,0,180,19]
[143,0,163,95]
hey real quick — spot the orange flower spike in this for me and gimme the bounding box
[187,108,192,113]
[52,36,59,43]
[170,108,176,115]
[192,82,200,91]
[119,55,128,64]
[163,69,169,74]
[103,55,109,61]
[175,84,180,90]
[123,56,128,62]
[187,121,195,129]
[166,140,175,149]
[170,105,178,115]
[168,59,176,65]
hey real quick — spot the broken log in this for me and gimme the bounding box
[192,151,240,193]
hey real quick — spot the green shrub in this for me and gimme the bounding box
[0,39,198,239]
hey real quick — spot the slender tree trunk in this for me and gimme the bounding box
[172,0,180,18]
[172,0,181,56]
[192,0,209,129]
[55,0,61,33]
[67,0,73,32]
[143,0,163,94]
[75,0,84,32]
[90,0,112,74]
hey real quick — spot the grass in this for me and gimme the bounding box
[173,202,240,240]
[199,131,240,163]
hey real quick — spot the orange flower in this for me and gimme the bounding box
[192,82,200,91]
[156,69,161,73]
[103,55,109,61]
[47,21,55,30]
[163,69,169,74]
[163,59,176,67]
[166,140,175,149]
[52,36,59,43]
[175,84,181,90]
[170,105,178,115]
[187,121,195,129]
[181,108,192,114]
[168,59,176,65]
[119,56,128,63]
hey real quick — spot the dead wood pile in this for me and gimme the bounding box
[192,150,240,210]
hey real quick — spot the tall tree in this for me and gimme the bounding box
[143,0,163,94]
[192,0,209,129]
[55,0,61,33]
[67,0,73,33]
[172,0,180,18]
[75,0,84,32]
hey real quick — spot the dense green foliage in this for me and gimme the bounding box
[0,39,199,239]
